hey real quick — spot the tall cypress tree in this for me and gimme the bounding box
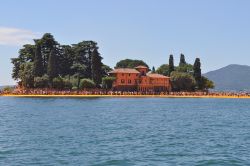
[169,54,174,76]
[33,44,44,77]
[47,47,58,83]
[91,48,102,86]
[152,66,156,73]
[193,58,202,89]
[179,53,186,66]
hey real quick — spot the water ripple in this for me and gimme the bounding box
[0,97,250,165]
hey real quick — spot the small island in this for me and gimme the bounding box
[1,33,249,98]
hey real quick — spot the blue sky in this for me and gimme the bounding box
[1,0,250,85]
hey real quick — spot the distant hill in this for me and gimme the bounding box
[204,64,250,91]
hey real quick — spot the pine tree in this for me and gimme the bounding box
[33,44,44,77]
[179,53,186,66]
[193,58,202,89]
[169,54,174,76]
[47,47,58,83]
[91,48,103,86]
[152,66,156,73]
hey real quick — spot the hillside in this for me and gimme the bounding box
[204,64,250,91]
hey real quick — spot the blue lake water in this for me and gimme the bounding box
[1,97,250,165]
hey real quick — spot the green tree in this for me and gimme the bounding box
[11,58,22,81]
[101,64,112,77]
[11,44,35,80]
[102,77,116,89]
[33,43,44,77]
[170,71,196,91]
[11,33,107,89]
[19,62,34,88]
[169,54,174,76]
[115,59,149,68]
[58,45,75,77]
[18,44,36,62]
[200,76,215,90]
[72,41,98,79]
[39,33,59,72]
[179,53,186,66]
[193,58,202,89]
[71,63,86,90]
[176,64,193,73]
[156,64,169,76]
[91,48,103,86]
[47,47,58,85]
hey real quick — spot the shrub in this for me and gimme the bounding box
[52,77,64,89]
[69,75,79,87]
[80,79,96,89]
[72,86,78,91]
[63,79,73,89]
[102,77,116,89]
[34,75,49,88]
[3,86,14,93]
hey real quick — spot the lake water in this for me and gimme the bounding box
[1,97,250,165]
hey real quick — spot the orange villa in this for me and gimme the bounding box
[109,66,171,92]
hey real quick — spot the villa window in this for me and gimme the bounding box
[128,80,131,84]
[128,74,131,76]
[121,79,125,84]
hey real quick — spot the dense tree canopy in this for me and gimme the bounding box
[156,64,169,76]
[156,54,214,91]
[11,34,214,92]
[170,71,196,91]
[115,59,149,69]
[176,63,193,73]
[11,33,111,89]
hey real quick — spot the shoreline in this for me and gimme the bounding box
[1,94,250,99]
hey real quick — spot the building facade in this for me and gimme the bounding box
[109,66,171,92]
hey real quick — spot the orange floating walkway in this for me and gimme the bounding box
[1,94,250,99]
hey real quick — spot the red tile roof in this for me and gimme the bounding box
[109,68,140,74]
[147,73,170,78]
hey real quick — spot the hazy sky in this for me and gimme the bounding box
[1,0,250,85]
